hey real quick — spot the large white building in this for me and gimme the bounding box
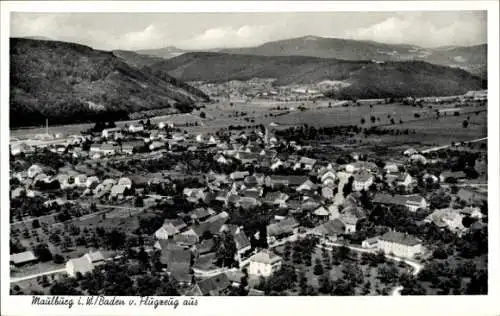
[376,231,422,259]
[248,250,282,277]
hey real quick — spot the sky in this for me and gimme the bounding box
[10,11,487,51]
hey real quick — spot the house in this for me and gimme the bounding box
[74,174,88,187]
[270,159,284,171]
[197,273,232,296]
[230,171,250,181]
[266,217,299,244]
[296,179,317,192]
[85,176,99,188]
[11,187,26,199]
[403,148,418,156]
[294,157,317,170]
[28,164,53,179]
[409,154,427,165]
[11,143,34,156]
[90,143,119,156]
[188,208,212,222]
[424,208,466,235]
[248,250,282,277]
[160,247,192,285]
[158,121,174,129]
[214,154,229,165]
[384,162,401,174]
[174,229,200,248]
[301,196,322,212]
[128,124,144,133]
[319,169,336,185]
[338,213,358,233]
[263,192,289,207]
[376,230,422,259]
[121,140,144,154]
[118,177,132,189]
[234,231,252,262]
[101,127,122,139]
[313,206,329,218]
[225,270,246,287]
[345,161,378,173]
[373,193,427,212]
[183,188,206,203]
[155,220,186,240]
[146,141,163,151]
[460,207,483,219]
[353,170,373,191]
[321,184,335,200]
[310,219,345,241]
[265,175,309,188]
[66,252,105,277]
[10,251,38,267]
[109,184,127,200]
[395,173,413,187]
[361,236,380,249]
[192,212,230,237]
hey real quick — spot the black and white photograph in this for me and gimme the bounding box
[1,1,499,316]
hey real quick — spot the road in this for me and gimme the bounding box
[420,137,487,154]
[10,268,67,283]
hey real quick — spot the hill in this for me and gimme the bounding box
[152,52,485,99]
[218,36,487,78]
[10,38,209,127]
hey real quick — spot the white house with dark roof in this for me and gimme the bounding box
[248,250,282,277]
[66,251,105,277]
[353,170,373,191]
[376,231,422,259]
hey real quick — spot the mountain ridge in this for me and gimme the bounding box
[149,51,485,99]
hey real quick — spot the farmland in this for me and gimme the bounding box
[12,99,487,149]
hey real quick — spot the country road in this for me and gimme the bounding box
[421,137,487,153]
[10,268,66,283]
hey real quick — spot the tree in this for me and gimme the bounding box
[462,120,469,128]
[360,118,366,125]
[313,258,324,276]
[318,273,333,294]
[53,253,65,264]
[32,219,41,229]
[33,243,53,262]
[215,231,237,267]
[200,112,206,119]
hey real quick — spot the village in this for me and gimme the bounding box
[8,97,488,297]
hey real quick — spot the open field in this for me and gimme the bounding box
[11,100,486,148]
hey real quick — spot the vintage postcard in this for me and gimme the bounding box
[1,1,499,316]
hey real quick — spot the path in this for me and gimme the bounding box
[10,268,66,283]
